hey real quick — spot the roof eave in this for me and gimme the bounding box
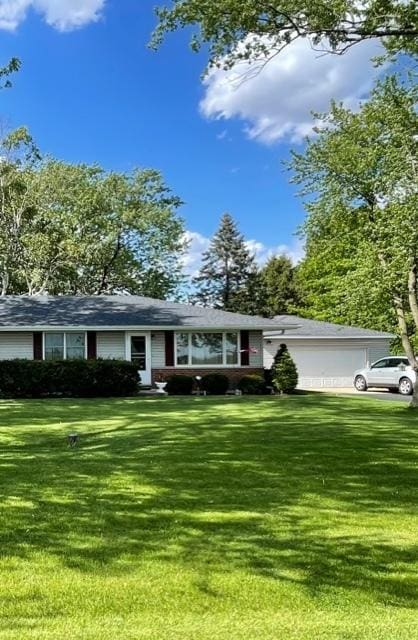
[263,333,396,340]
[0,323,299,332]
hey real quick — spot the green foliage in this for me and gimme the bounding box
[272,345,298,393]
[0,359,139,398]
[0,143,186,297]
[201,373,229,394]
[0,57,20,89]
[193,213,257,313]
[152,0,418,71]
[256,254,300,317]
[237,374,266,394]
[291,74,418,378]
[165,374,194,395]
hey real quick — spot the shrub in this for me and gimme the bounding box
[201,373,229,395]
[271,344,298,393]
[237,374,266,395]
[0,359,140,398]
[263,367,274,388]
[165,374,194,395]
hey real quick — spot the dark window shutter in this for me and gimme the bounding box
[165,331,174,366]
[33,332,43,360]
[87,332,97,360]
[240,330,249,366]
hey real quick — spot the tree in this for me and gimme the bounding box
[294,211,397,333]
[0,138,186,298]
[0,58,20,90]
[271,343,298,393]
[193,213,257,312]
[0,127,41,295]
[291,75,418,407]
[151,0,418,71]
[256,254,299,317]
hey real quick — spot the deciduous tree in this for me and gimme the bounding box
[0,142,186,298]
[291,75,418,407]
[256,254,299,317]
[151,0,418,71]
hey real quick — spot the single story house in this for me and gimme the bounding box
[264,315,395,389]
[0,296,298,386]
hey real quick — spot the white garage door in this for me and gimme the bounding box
[264,341,370,388]
[288,345,368,388]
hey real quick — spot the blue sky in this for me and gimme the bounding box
[0,0,383,272]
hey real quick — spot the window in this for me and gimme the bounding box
[371,358,391,369]
[66,333,86,360]
[175,332,239,366]
[45,333,64,361]
[176,333,189,365]
[192,333,223,365]
[130,336,146,370]
[44,333,86,360]
[226,333,238,365]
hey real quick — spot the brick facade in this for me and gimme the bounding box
[152,367,264,386]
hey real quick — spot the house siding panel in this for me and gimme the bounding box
[151,331,166,368]
[96,332,126,360]
[0,332,33,360]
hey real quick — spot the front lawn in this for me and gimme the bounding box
[0,395,417,639]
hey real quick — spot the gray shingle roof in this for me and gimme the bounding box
[265,315,395,339]
[0,296,298,331]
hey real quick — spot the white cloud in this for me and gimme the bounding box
[245,238,304,265]
[181,231,211,277]
[182,230,304,277]
[200,37,383,144]
[0,0,105,31]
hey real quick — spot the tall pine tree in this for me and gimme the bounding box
[193,213,257,312]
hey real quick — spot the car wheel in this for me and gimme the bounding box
[354,375,368,391]
[399,377,413,395]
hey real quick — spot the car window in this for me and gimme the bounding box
[371,359,391,369]
[386,358,402,367]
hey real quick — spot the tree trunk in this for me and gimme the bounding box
[394,295,418,408]
[407,263,418,328]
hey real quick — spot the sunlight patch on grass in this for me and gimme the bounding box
[0,395,417,639]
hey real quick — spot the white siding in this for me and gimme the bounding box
[151,331,166,367]
[97,332,126,360]
[249,331,263,367]
[0,332,33,360]
[264,337,392,388]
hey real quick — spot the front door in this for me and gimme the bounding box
[127,333,151,386]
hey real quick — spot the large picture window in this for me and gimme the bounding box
[44,332,86,360]
[175,332,239,366]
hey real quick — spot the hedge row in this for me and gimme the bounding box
[0,359,140,398]
[164,373,269,395]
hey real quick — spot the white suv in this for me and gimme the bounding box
[354,356,416,395]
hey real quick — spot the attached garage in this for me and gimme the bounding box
[264,316,394,389]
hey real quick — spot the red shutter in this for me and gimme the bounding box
[33,332,43,360]
[87,332,97,360]
[165,331,174,366]
[240,330,249,366]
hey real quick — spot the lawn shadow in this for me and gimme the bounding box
[0,395,417,608]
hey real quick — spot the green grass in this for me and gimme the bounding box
[0,395,417,639]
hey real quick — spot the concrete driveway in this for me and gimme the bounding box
[310,388,411,402]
